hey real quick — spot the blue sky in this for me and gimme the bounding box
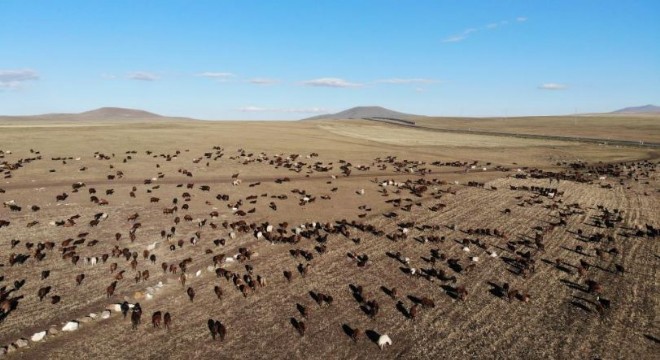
[1,0,659,119]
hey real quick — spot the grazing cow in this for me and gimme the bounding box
[378,334,392,349]
[362,299,379,318]
[615,264,625,275]
[456,286,468,301]
[131,303,142,330]
[214,320,226,341]
[152,311,162,328]
[214,285,223,299]
[297,303,309,318]
[291,318,306,336]
[187,287,195,302]
[409,304,419,320]
[208,319,227,341]
[75,273,85,286]
[121,301,130,319]
[387,287,398,300]
[208,319,217,340]
[596,296,611,313]
[420,297,435,309]
[586,279,602,294]
[351,327,362,342]
[37,286,51,301]
[164,312,172,330]
[106,281,117,298]
[0,299,12,314]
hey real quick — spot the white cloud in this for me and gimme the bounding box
[442,17,527,44]
[239,106,268,112]
[101,73,117,79]
[538,83,568,90]
[376,78,438,84]
[127,72,158,81]
[197,72,235,80]
[248,78,279,85]
[442,34,469,43]
[0,69,39,89]
[238,106,329,113]
[302,77,362,88]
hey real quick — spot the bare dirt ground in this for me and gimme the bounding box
[0,119,658,359]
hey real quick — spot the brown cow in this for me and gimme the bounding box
[215,320,226,341]
[106,281,117,298]
[409,304,419,320]
[37,286,51,301]
[163,312,172,330]
[351,327,362,342]
[152,311,162,328]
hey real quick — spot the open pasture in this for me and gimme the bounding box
[0,120,658,359]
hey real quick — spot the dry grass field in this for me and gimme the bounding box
[413,114,660,144]
[0,118,658,359]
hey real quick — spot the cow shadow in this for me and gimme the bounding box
[643,334,660,344]
[570,301,592,313]
[380,286,396,299]
[560,279,587,292]
[341,324,355,340]
[348,284,364,303]
[541,258,574,274]
[487,281,506,298]
[395,301,411,319]
[365,330,381,344]
[440,285,459,299]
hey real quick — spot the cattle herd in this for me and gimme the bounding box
[0,142,658,359]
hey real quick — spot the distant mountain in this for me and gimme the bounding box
[303,106,423,121]
[0,107,195,123]
[78,107,163,119]
[611,105,660,114]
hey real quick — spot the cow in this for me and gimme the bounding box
[163,312,172,330]
[131,303,142,330]
[152,311,162,328]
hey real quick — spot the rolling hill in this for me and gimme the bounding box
[0,107,195,123]
[302,106,424,121]
[611,105,660,114]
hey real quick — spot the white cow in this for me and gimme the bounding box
[377,334,392,349]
